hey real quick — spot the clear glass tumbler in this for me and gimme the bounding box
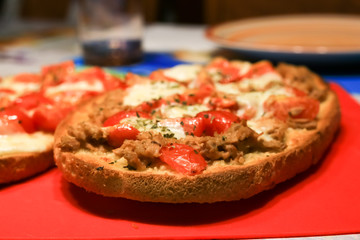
[76,0,143,66]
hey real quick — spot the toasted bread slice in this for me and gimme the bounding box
[0,133,54,184]
[53,62,341,203]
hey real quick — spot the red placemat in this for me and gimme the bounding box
[0,83,359,240]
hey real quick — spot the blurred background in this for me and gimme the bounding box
[1,0,360,38]
[0,0,360,76]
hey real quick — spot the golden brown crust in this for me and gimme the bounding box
[54,65,341,203]
[0,148,54,184]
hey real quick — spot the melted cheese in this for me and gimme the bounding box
[247,120,274,142]
[123,81,186,106]
[0,132,53,155]
[121,117,186,139]
[45,80,104,96]
[163,64,202,82]
[236,86,292,119]
[160,104,209,118]
[238,72,283,90]
[0,77,40,99]
[214,82,241,95]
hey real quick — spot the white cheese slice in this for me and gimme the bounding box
[236,61,252,76]
[247,120,274,142]
[238,72,283,90]
[123,81,186,106]
[236,85,292,120]
[0,77,40,99]
[162,64,202,82]
[121,117,186,139]
[160,104,209,118]
[45,80,104,96]
[214,82,241,95]
[0,132,53,155]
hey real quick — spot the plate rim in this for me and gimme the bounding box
[205,14,360,55]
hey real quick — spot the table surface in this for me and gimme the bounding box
[0,24,359,240]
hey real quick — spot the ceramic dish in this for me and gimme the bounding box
[206,14,360,64]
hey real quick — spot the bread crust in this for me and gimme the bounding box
[0,148,54,184]
[54,65,341,203]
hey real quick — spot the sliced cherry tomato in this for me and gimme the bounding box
[181,117,205,137]
[160,143,207,175]
[208,97,238,110]
[245,61,274,78]
[124,72,148,86]
[107,122,140,147]
[196,110,240,136]
[102,74,127,90]
[209,58,243,83]
[103,110,152,127]
[75,67,127,90]
[0,107,35,134]
[41,61,75,88]
[210,59,275,83]
[32,104,72,132]
[149,70,178,82]
[13,73,41,83]
[177,84,214,105]
[133,98,166,113]
[286,86,307,97]
[0,88,16,94]
[14,92,53,110]
[0,89,14,109]
[263,95,320,121]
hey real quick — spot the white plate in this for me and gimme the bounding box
[206,14,360,64]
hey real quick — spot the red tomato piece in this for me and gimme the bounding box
[102,75,127,90]
[0,88,16,94]
[177,84,214,105]
[32,104,72,132]
[107,123,140,147]
[263,96,320,121]
[209,58,243,83]
[124,72,146,86]
[14,92,53,110]
[181,117,205,137]
[285,86,307,97]
[208,97,238,110]
[133,98,166,113]
[41,61,75,78]
[103,110,151,127]
[41,61,75,88]
[13,73,41,83]
[160,143,207,175]
[196,110,240,136]
[245,61,274,78]
[149,70,177,82]
[0,107,35,134]
[75,67,127,90]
